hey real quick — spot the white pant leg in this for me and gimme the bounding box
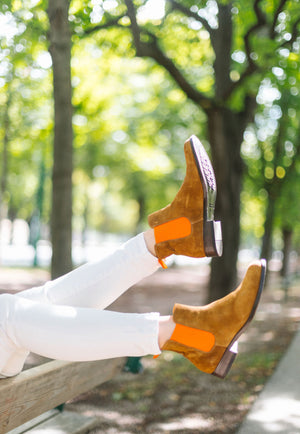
[20,233,159,308]
[0,293,161,377]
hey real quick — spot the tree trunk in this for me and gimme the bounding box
[136,194,146,234]
[48,0,73,278]
[261,192,275,262]
[281,227,293,278]
[207,107,244,301]
[0,88,11,224]
[205,3,259,301]
[0,85,11,264]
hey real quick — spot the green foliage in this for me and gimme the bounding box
[241,55,300,250]
[0,0,52,222]
[70,29,205,232]
[1,0,300,250]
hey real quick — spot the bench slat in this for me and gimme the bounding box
[10,410,98,434]
[0,358,126,433]
[7,409,59,434]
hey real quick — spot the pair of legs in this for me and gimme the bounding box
[0,232,170,377]
[0,136,265,379]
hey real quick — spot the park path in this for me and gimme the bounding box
[237,325,300,434]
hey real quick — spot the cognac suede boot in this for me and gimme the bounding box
[161,260,266,378]
[148,135,222,259]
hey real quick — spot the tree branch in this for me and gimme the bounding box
[142,36,213,108]
[280,16,300,49]
[84,15,125,35]
[223,0,266,100]
[124,0,141,50]
[244,0,266,69]
[123,0,213,110]
[270,0,288,39]
[228,0,299,98]
[168,0,214,36]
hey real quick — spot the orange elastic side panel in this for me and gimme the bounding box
[154,217,192,244]
[171,323,215,352]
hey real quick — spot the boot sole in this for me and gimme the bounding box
[212,259,267,378]
[189,135,222,257]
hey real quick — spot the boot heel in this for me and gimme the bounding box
[212,347,237,379]
[204,220,223,257]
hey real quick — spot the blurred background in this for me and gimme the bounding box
[0,0,299,301]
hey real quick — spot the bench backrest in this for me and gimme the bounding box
[0,357,125,433]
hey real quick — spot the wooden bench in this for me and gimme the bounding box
[0,357,126,433]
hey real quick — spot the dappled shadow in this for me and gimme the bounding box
[241,393,300,433]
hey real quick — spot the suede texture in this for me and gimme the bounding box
[162,261,263,374]
[163,340,226,374]
[148,138,206,259]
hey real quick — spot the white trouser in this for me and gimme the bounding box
[0,234,161,377]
